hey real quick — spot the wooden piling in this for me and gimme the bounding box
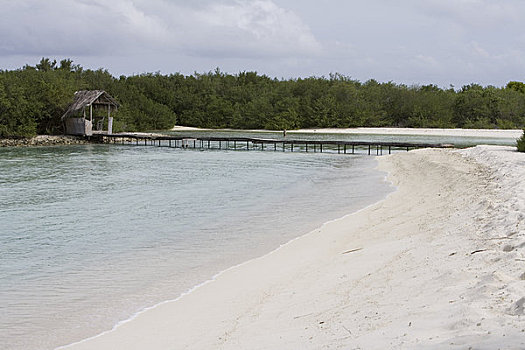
[99,134,453,155]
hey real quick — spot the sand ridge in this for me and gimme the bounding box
[61,146,525,350]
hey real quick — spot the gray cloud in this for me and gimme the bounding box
[187,0,321,58]
[0,0,523,86]
[0,0,169,55]
[0,0,320,57]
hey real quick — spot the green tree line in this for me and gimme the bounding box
[1,58,525,138]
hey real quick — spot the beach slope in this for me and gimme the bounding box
[62,146,525,350]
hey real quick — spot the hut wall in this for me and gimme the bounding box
[65,118,93,136]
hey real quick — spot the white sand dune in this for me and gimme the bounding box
[61,145,525,350]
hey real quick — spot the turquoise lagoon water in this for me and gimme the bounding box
[0,143,393,350]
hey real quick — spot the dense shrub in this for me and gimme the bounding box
[1,58,525,138]
[517,130,525,152]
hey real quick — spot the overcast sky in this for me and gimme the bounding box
[0,0,524,87]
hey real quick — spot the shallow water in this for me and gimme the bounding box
[0,144,393,350]
[167,129,519,147]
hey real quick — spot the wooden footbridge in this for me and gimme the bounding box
[93,133,454,155]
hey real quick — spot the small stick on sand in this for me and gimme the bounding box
[342,248,363,254]
[293,313,313,319]
[342,325,352,335]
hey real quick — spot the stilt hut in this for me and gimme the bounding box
[61,90,119,136]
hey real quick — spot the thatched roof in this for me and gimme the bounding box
[62,90,119,120]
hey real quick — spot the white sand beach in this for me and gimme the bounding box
[171,125,523,139]
[62,145,525,350]
[291,127,524,139]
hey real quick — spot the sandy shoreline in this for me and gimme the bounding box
[172,125,523,139]
[292,127,523,139]
[61,145,525,350]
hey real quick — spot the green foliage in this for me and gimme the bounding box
[1,58,525,139]
[506,81,525,94]
[517,130,525,152]
[0,60,177,137]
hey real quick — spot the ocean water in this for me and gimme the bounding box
[0,143,393,350]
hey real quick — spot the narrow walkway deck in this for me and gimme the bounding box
[93,133,454,155]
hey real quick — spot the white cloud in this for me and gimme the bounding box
[193,0,321,56]
[0,0,170,55]
[0,0,320,59]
